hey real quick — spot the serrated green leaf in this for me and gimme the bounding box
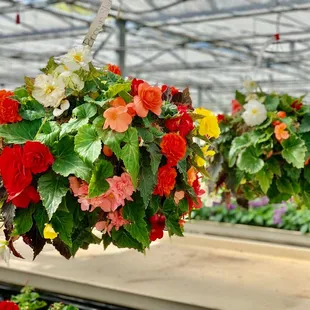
[75,124,102,163]
[266,158,282,177]
[12,205,35,236]
[33,204,49,237]
[73,103,97,119]
[121,128,140,188]
[19,99,45,121]
[40,56,58,74]
[100,129,125,159]
[88,160,114,198]
[51,210,73,247]
[38,171,68,220]
[256,168,273,194]
[0,119,41,144]
[228,134,252,167]
[300,114,310,133]
[138,158,157,206]
[166,214,183,237]
[264,95,280,111]
[52,136,92,182]
[282,135,306,169]
[36,121,60,147]
[112,228,144,252]
[179,199,189,213]
[106,82,131,98]
[177,158,188,182]
[163,198,176,216]
[60,118,89,138]
[146,195,160,218]
[137,127,154,143]
[235,90,245,105]
[304,166,310,183]
[146,143,162,175]
[276,178,294,195]
[123,196,150,247]
[237,146,264,174]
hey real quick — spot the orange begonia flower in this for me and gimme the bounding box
[274,123,290,142]
[187,166,196,186]
[133,82,163,117]
[103,106,132,133]
[110,97,126,108]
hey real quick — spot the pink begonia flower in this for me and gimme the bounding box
[95,210,129,236]
[69,173,135,213]
[103,106,132,133]
[174,190,185,205]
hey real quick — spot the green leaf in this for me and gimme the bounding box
[14,86,28,99]
[276,178,294,195]
[166,214,183,237]
[138,158,157,206]
[256,168,273,194]
[282,135,306,169]
[123,196,150,248]
[52,136,92,182]
[228,134,252,167]
[0,119,41,144]
[300,114,310,133]
[41,56,58,74]
[137,127,154,143]
[265,96,280,111]
[75,124,102,163]
[162,198,176,216]
[177,158,188,182]
[146,195,160,218]
[33,204,49,237]
[266,158,282,177]
[88,160,114,198]
[237,146,264,174]
[179,199,189,213]
[51,210,73,247]
[100,130,125,159]
[146,143,162,175]
[235,90,245,105]
[60,118,89,138]
[12,206,35,236]
[38,171,69,220]
[106,82,131,98]
[73,103,97,119]
[112,228,144,252]
[121,128,140,188]
[36,121,60,147]
[304,166,310,183]
[19,99,45,121]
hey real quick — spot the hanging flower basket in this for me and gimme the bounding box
[0,1,220,260]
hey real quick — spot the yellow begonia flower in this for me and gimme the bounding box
[194,108,221,138]
[43,224,58,240]
[196,145,216,167]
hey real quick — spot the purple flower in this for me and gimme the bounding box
[273,206,287,225]
[249,196,270,208]
[227,204,237,210]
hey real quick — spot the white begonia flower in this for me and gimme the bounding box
[53,99,70,117]
[55,64,70,74]
[0,240,10,265]
[242,99,267,127]
[244,79,257,93]
[59,71,84,91]
[61,46,92,72]
[32,74,65,108]
[245,93,258,102]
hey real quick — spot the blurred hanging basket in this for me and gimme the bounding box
[0,0,220,260]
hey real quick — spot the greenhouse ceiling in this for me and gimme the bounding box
[1,0,310,112]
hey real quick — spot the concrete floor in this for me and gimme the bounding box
[1,233,310,310]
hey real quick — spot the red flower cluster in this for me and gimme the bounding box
[292,100,303,111]
[0,301,19,310]
[160,133,187,166]
[149,214,166,241]
[232,99,242,115]
[217,114,225,123]
[153,165,177,197]
[161,85,179,96]
[0,90,22,124]
[106,64,121,76]
[165,106,194,137]
[0,141,54,208]
[188,173,205,211]
[131,78,144,96]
